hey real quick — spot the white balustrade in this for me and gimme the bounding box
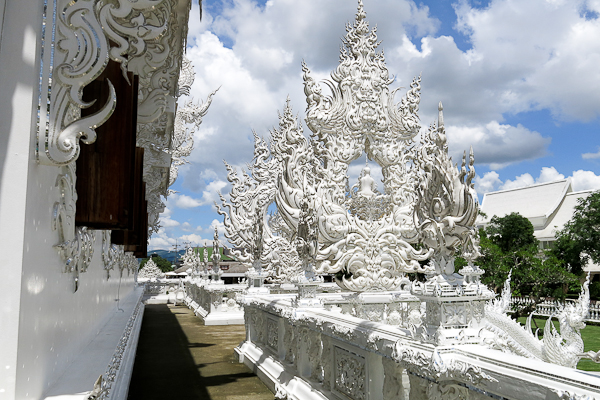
[511,297,600,322]
[183,281,246,325]
[236,295,600,400]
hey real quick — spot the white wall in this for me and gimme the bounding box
[0,2,137,399]
[0,0,42,397]
[16,168,136,399]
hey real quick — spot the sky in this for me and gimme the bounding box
[149,0,600,251]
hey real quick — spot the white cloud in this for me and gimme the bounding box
[208,219,225,235]
[201,180,228,206]
[452,0,600,121]
[582,147,600,159]
[178,234,207,246]
[148,227,177,250]
[446,121,550,169]
[537,166,565,183]
[168,181,228,210]
[475,171,502,194]
[571,170,600,192]
[175,0,600,210]
[500,173,535,191]
[173,194,203,209]
[499,167,564,191]
[160,215,180,228]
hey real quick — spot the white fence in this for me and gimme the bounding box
[511,297,600,322]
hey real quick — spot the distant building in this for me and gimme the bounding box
[479,178,599,275]
[193,246,248,283]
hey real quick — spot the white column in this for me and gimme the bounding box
[0,0,43,398]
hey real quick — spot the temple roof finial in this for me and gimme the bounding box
[356,0,366,22]
[438,102,444,128]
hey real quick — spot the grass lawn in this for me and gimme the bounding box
[517,316,600,372]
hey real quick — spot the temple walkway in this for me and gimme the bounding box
[127,304,273,400]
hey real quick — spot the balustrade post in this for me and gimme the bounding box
[366,352,384,400]
[309,331,322,383]
[297,327,312,378]
[382,358,407,400]
[407,374,429,400]
[321,334,332,391]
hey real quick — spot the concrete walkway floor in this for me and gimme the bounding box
[127,304,273,400]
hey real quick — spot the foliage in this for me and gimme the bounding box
[590,281,600,301]
[553,190,600,275]
[485,213,536,253]
[139,254,173,273]
[478,213,578,318]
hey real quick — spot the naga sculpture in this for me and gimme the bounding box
[484,272,598,368]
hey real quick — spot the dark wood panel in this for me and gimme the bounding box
[76,59,139,230]
[112,148,149,257]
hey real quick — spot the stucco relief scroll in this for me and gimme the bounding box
[37,0,171,166]
[52,163,95,290]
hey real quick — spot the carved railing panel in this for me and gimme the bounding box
[333,346,366,400]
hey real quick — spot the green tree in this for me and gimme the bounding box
[478,213,578,319]
[553,190,600,275]
[139,254,173,273]
[485,213,537,252]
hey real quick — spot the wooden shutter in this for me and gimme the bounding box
[75,59,139,230]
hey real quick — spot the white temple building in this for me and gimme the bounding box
[480,179,599,274]
[0,1,212,399]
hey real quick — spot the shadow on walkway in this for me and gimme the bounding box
[128,304,273,400]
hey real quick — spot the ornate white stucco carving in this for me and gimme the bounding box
[484,272,597,368]
[95,297,143,400]
[140,53,217,234]
[217,126,302,283]
[392,343,497,385]
[333,346,366,399]
[202,243,210,277]
[169,87,218,187]
[52,164,95,290]
[37,0,172,166]
[414,103,480,274]
[219,1,482,291]
[101,231,123,280]
[137,258,164,280]
[39,0,210,275]
[210,227,223,281]
[232,3,600,399]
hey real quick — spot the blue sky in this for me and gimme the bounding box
[149,0,600,250]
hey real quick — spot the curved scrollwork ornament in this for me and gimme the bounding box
[52,164,95,291]
[217,125,302,284]
[414,103,480,274]
[37,0,171,166]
